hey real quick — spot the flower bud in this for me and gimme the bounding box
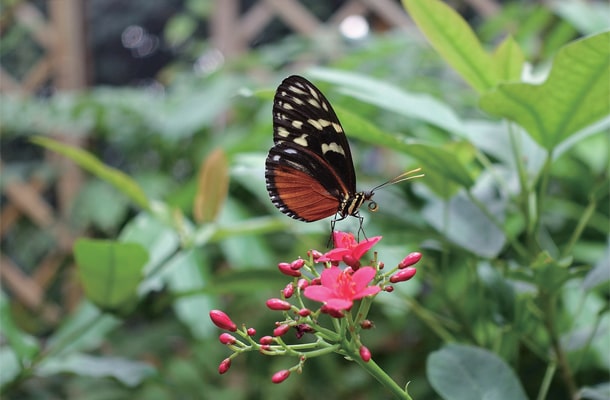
[278,262,301,277]
[389,267,417,283]
[297,308,311,317]
[219,333,236,345]
[297,278,309,290]
[399,252,422,269]
[321,305,344,318]
[273,324,290,337]
[260,336,274,345]
[266,298,292,311]
[271,369,291,384]
[291,258,305,270]
[260,344,271,351]
[310,277,321,286]
[283,283,294,298]
[218,358,231,374]
[308,249,323,260]
[343,254,361,269]
[384,285,394,292]
[359,345,371,362]
[378,261,385,270]
[246,327,256,336]
[209,310,237,332]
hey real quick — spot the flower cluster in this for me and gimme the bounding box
[209,231,421,383]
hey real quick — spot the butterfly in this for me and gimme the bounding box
[265,75,422,232]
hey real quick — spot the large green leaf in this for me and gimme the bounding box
[309,68,470,136]
[492,36,525,82]
[73,239,149,310]
[161,249,215,339]
[31,136,150,210]
[480,31,610,151]
[334,106,475,188]
[402,0,497,93]
[428,344,528,400]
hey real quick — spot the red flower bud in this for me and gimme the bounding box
[273,324,290,336]
[389,267,417,283]
[384,285,394,292]
[219,333,236,345]
[321,305,344,318]
[266,298,292,311]
[209,310,237,332]
[308,249,323,260]
[297,278,309,290]
[278,262,301,277]
[271,369,291,384]
[291,258,305,270]
[359,345,371,362]
[247,327,256,336]
[218,358,231,374]
[343,254,361,269]
[378,261,385,270]
[399,252,422,269]
[283,283,295,298]
[298,308,311,317]
[311,277,321,286]
[260,344,271,351]
[260,336,274,345]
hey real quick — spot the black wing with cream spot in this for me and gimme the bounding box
[270,75,357,194]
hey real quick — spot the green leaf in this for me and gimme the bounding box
[422,190,506,258]
[492,36,525,82]
[427,344,528,400]
[73,239,149,310]
[480,31,610,150]
[402,0,497,92]
[161,249,214,339]
[164,14,197,47]
[31,136,150,210]
[37,353,156,387]
[46,301,120,357]
[309,68,470,136]
[334,106,475,188]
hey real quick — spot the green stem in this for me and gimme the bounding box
[541,291,578,397]
[536,361,556,400]
[508,124,532,241]
[348,349,413,400]
[561,194,597,259]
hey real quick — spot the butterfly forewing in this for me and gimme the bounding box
[265,75,359,222]
[272,76,356,192]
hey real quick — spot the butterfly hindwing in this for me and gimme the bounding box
[271,76,356,194]
[266,141,346,221]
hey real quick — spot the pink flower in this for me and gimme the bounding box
[317,232,381,264]
[303,266,381,312]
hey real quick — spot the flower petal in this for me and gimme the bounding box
[352,285,381,299]
[351,267,377,290]
[325,298,353,311]
[320,266,342,287]
[352,236,382,259]
[303,286,333,302]
[333,231,357,249]
[317,248,351,262]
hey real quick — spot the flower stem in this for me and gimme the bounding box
[349,351,413,400]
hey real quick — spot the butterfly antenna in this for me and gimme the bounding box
[370,167,424,193]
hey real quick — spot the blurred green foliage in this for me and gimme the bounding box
[1,0,609,399]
